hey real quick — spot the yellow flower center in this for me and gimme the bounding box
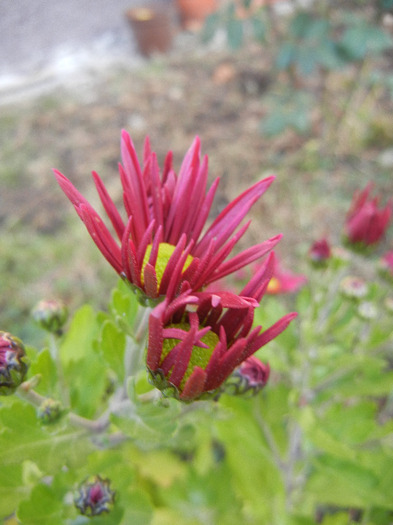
[162,323,219,390]
[267,277,281,294]
[141,243,194,288]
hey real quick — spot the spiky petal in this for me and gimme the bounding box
[55,132,280,303]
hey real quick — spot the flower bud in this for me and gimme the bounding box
[344,183,392,248]
[309,239,331,266]
[357,301,378,321]
[0,331,29,395]
[38,398,63,424]
[339,276,368,299]
[32,300,68,335]
[224,356,270,397]
[74,475,115,517]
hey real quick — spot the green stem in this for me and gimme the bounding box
[49,333,70,408]
[18,382,111,433]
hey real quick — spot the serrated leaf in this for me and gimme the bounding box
[0,402,91,473]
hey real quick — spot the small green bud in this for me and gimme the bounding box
[0,331,29,395]
[74,475,115,517]
[32,300,68,335]
[38,398,63,424]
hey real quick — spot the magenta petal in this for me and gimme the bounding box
[92,171,125,241]
[143,263,159,298]
[78,204,122,273]
[147,303,165,370]
[195,176,275,255]
[180,367,207,401]
[207,234,282,284]
[205,338,247,391]
[195,291,258,309]
[120,130,149,243]
[246,312,298,357]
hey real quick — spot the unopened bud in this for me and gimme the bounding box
[225,356,270,397]
[0,331,29,395]
[74,475,115,517]
[309,239,331,266]
[38,398,63,424]
[32,300,68,335]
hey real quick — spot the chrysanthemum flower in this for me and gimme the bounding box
[54,131,281,304]
[147,253,297,401]
[345,183,392,247]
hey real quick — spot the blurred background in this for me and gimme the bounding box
[1,0,393,344]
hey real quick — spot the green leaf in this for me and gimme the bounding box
[17,483,63,525]
[0,401,91,473]
[252,16,266,43]
[59,305,99,364]
[306,455,381,509]
[110,401,179,447]
[226,18,244,50]
[29,348,58,397]
[260,112,287,137]
[109,279,139,332]
[120,490,153,525]
[66,355,108,418]
[110,382,181,446]
[97,320,126,382]
[201,12,220,43]
[215,396,286,522]
[289,12,313,39]
[0,464,27,518]
[275,42,295,70]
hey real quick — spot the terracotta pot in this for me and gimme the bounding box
[125,7,174,57]
[176,0,218,30]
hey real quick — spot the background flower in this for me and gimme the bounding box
[344,183,392,247]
